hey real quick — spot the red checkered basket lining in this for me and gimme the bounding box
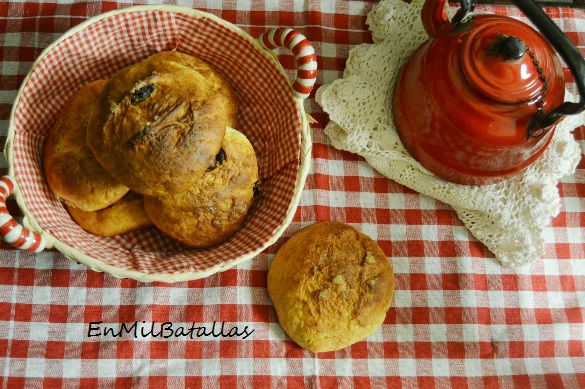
[10,8,304,275]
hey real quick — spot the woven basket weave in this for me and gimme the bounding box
[4,5,313,282]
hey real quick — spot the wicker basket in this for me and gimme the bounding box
[2,5,316,282]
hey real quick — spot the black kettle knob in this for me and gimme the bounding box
[501,36,526,60]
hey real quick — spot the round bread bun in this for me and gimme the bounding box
[43,80,130,212]
[267,221,395,353]
[87,51,234,196]
[67,191,153,237]
[143,127,259,248]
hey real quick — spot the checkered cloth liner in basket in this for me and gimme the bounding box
[10,8,305,276]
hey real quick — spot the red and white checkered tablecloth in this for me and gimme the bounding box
[1,0,584,387]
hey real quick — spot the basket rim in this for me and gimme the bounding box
[4,5,313,283]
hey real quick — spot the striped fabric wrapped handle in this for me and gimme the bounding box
[0,175,45,252]
[258,28,318,100]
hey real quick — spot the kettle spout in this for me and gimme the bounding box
[422,0,476,37]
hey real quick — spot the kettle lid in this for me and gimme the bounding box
[461,17,553,104]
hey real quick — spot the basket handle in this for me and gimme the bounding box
[258,28,318,100]
[0,175,45,252]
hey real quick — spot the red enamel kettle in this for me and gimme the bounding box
[393,0,585,185]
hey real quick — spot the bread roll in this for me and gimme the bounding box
[87,51,235,196]
[267,221,395,353]
[43,80,130,212]
[143,127,259,248]
[67,191,153,237]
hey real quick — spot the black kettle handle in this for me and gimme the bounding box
[513,0,585,136]
[452,0,476,26]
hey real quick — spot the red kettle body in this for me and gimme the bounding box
[393,0,585,185]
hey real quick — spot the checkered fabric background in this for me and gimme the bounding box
[1,0,584,387]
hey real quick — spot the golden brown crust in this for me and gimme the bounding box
[86,51,232,196]
[143,127,258,248]
[267,221,395,353]
[67,191,153,237]
[43,80,130,212]
[143,51,238,129]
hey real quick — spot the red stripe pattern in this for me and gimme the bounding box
[259,28,318,99]
[0,176,44,252]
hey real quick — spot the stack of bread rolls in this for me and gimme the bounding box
[43,51,259,248]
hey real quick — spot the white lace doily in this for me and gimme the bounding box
[316,0,584,267]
